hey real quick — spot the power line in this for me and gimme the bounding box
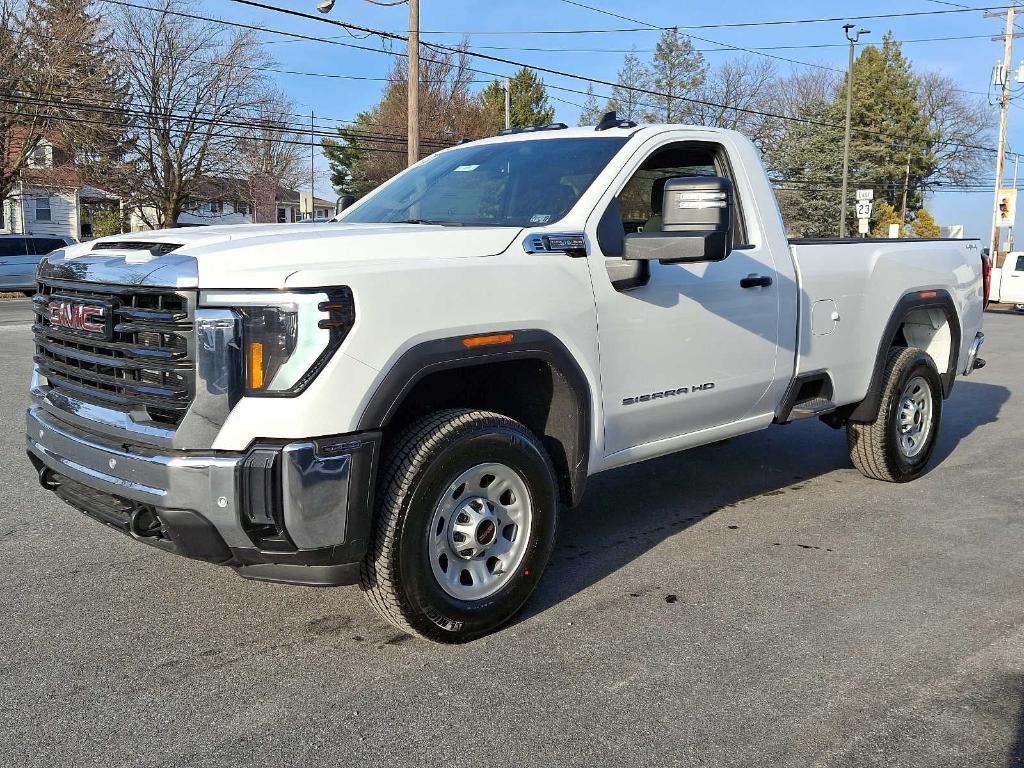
[216,0,1001,156]
[417,4,1018,34]
[94,0,999,159]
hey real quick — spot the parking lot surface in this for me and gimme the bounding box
[1,310,1022,768]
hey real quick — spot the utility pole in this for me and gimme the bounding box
[407,0,420,166]
[1010,153,1021,252]
[315,0,419,165]
[987,4,1020,266]
[504,78,511,131]
[900,150,912,237]
[310,110,315,220]
[840,24,870,239]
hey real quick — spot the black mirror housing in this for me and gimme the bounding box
[623,176,735,264]
[337,194,357,213]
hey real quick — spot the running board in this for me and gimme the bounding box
[789,396,836,421]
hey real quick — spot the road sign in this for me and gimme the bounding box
[856,189,874,202]
[858,218,870,235]
[856,201,874,220]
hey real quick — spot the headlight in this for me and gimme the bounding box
[201,287,355,396]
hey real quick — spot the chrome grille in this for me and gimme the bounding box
[32,279,196,427]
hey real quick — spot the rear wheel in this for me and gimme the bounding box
[847,347,943,483]
[361,409,558,643]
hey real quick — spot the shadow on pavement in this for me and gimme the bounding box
[518,379,1010,623]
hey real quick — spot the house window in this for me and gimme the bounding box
[35,197,52,222]
[29,144,48,168]
[277,207,286,223]
[235,201,250,216]
[315,208,327,219]
[210,200,223,214]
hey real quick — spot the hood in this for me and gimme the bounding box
[49,223,524,289]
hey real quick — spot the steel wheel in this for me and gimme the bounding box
[427,462,533,601]
[896,375,933,460]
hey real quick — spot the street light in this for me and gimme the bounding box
[316,0,335,12]
[840,24,870,239]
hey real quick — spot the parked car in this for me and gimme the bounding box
[26,119,986,642]
[989,250,1024,310]
[0,234,76,294]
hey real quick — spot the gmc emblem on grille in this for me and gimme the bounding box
[47,300,109,336]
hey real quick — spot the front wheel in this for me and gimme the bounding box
[361,409,558,643]
[847,347,943,483]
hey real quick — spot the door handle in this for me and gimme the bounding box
[740,275,773,289]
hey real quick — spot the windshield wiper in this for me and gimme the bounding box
[395,219,465,227]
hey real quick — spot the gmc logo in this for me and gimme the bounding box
[48,301,108,335]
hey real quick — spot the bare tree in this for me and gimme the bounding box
[112,0,271,227]
[917,71,992,187]
[691,58,779,151]
[324,43,488,195]
[235,91,310,215]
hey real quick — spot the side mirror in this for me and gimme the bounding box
[623,176,735,264]
[337,194,356,213]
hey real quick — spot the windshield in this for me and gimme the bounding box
[340,136,629,228]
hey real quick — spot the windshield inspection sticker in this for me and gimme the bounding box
[453,164,479,172]
[530,214,552,224]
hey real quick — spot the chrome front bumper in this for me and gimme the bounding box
[26,405,379,586]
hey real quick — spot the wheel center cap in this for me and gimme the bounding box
[476,519,497,546]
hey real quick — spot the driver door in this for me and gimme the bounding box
[590,138,783,459]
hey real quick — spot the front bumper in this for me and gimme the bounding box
[26,405,379,586]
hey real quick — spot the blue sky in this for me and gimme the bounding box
[200,0,1015,239]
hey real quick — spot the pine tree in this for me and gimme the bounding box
[833,33,936,215]
[910,208,941,238]
[23,0,130,178]
[608,49,653,123]
[577,85,606,126]
[871,201,904,238]
[650,29,707,123]
[769,98,844,238]
[481,68,555,132]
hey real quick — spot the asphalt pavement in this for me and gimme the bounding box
[1,310,1022,768]
[0,298,32,326]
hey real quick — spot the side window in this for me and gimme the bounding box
[1016,254,1024,272]
[612,141,748,247]
[32,238,67,255]
[0,238,29,257]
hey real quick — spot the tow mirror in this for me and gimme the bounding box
[337,194,356,214]
[623,176,735,264]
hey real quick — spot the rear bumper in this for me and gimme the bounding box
[25,404,379,586]
[963,331,986,375]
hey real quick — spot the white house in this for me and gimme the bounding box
[1,135,120,241]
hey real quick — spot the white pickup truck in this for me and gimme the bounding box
[26,118,986,642]
[989,250,1024,309]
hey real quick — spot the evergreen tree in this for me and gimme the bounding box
[577,85,606,126]
[769,98,844,238]
[608,49,653,123]
[650,29,707,123]
[831,33,936,215]
[481,68,555,132]
[871,201,903,238]
[910,208,941,238]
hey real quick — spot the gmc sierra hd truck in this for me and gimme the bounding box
[26,118,986,642]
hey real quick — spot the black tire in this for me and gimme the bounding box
[846,347,943,483]
[360,409,558,643]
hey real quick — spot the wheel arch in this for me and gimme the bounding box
[355,330,593,507]
[846,289,961,423]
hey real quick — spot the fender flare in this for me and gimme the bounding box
[847,289,962,423]
[355,329,593,506]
